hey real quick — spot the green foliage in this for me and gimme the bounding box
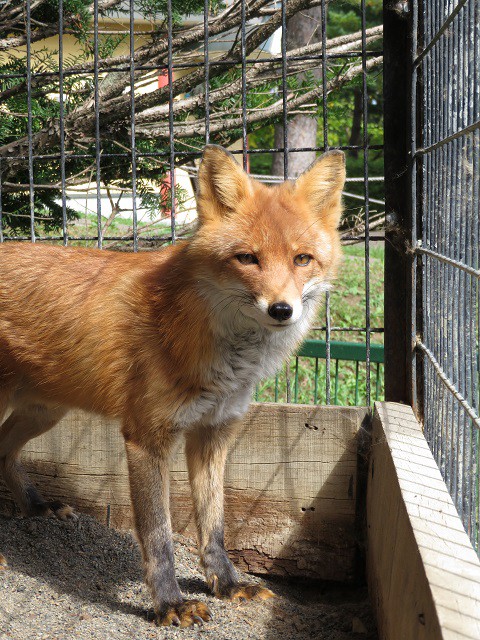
[0,48,89,231]
[138,183,190,220]
[255,355,383,406]
[0,0,209,235]
[327,0,383,36]
[2,190,79,236]
[136,0,224,22]
[40,0,92,39]
[329,243,384,337]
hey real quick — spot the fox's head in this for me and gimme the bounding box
[189,145,346,332]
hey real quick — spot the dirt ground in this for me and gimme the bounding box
[0,513,377,640]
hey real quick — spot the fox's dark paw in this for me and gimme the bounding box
[48,501,77,521]
[27,500,77,521]
[156,599,212,628]
[210,577,275,602]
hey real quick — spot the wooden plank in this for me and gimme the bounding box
[367,402,480,640]
[0,403,367,582]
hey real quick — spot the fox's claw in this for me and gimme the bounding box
[229,584,275,602]
[212,579,275,602]
[156,599,212,628]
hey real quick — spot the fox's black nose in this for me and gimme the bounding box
[268,302,293,322]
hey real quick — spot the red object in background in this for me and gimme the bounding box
[158,70,169,89]
[158,70,175,217]
[160,171,176,218]
[157,67,249,214]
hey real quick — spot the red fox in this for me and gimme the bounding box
[0,145,345,627]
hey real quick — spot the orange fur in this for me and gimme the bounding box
[0,145,345,627]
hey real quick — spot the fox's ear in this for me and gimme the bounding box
[294,150,346,229]
[197,145,253,222]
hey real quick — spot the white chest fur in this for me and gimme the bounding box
[173,318,309,428]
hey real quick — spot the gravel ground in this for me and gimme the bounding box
[0,513,377,640]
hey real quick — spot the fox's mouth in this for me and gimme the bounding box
[260,316,302,332]
[238,304,300,330]
[238,296,304,331]
[267,321,296,328]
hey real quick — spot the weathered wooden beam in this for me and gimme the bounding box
[0,403,367,582]
[367,402,480,639]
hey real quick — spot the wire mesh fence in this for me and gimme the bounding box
[255,339,384,404]
[412,0,480,552]
[0,0,383,406]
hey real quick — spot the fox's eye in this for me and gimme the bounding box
[236,253,259,265]
[294,254,312,266]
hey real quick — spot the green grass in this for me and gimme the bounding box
[62,213,175,247]
[256,244,385,407]
[326,244,385,340]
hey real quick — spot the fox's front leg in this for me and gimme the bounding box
[124,432,211,627]
[185,425,274,602]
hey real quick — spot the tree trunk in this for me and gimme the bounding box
[272,6,323,178]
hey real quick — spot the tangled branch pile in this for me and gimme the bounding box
[0,0,382,234]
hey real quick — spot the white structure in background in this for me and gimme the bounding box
[64,167,197,228]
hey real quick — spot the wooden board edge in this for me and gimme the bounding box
[367,401,480,640]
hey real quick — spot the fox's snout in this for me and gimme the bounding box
[268,302,293,322]
[251,295,304,329]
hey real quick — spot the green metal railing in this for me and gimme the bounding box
[255,340,385,406]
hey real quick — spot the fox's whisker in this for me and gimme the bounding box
[209,294,241,314]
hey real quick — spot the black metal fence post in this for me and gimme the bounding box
[383,0,415,407]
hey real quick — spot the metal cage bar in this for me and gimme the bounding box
[93,0,102,249]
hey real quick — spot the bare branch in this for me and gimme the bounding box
[136,56,383,139]
[0,25,75,51]
[0,0,383,190]
[94,0,126,13]
[0,0,47,31]
[135,27,383,124]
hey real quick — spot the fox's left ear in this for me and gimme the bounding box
[294,150,346,229]
[197,145,253,223]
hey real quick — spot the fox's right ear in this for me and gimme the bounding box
[197,145,253,223]
[294,150,346,230]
